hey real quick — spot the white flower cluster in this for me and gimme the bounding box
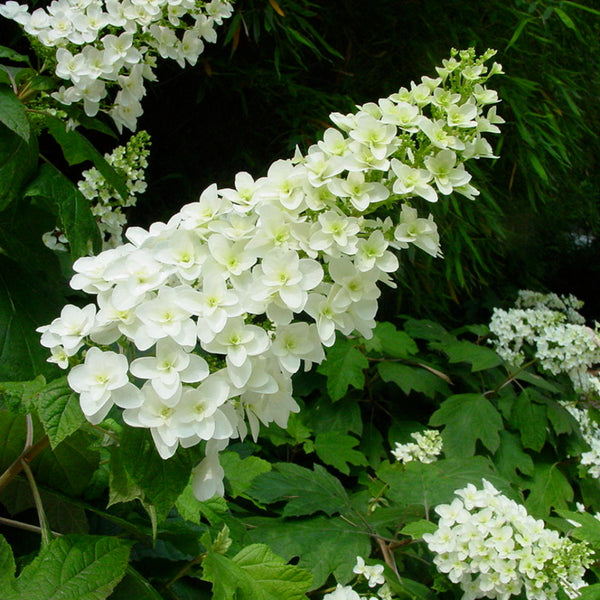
[43,130,152,252]
[83,130,151,248]
[489,291,600,392]
[0,0,233,131]
[564,404,600,479]
[423,480,593,600]
[38,49,503,501]
[391,429,443,464]
[322,557,393,600]
[515,290,586,325]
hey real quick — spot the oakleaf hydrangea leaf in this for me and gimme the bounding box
[317,337,368,401]
[247,462,350,517]
[314,431,367,475]
[523,462,573,517]
[246,516,371,588]
[429,393,503,457]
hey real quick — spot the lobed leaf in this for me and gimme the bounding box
[246,515,371,589]
[247,462,350,517]
[429,394,504,457]
[314,431,367,475]
[523,462,573,517]
[317,337,368,401]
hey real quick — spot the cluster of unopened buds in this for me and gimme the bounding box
[37,48,504,501]
[0,0,233,131]
[424,480,592,600]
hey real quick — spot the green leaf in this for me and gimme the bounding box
[317,337,368,401]
[506,16,532,50]
[43,115,128,200]
[403,318,447,342]
[493,430,534,481]
[247,462,350,517]
[523,462,573,517]
[514,368,561,393]
[0,376,45,413]
[0,46,30,63]
[108,567,163,600]
[107,447,142,508]
[553,7,577,30]
[247,515,371,589]
[378,362,450,398]
[10,535,131,600]
[509,389,548,452]
[369,321,418,357]
[35,376,86,447]
[556,510,600,550]
[220,451,272,498]
[578,585,600,600]
[386,574,436,600]
[563,1,600,16]
[0,534,16,590]
[0,411,26,473]
[378,457,515,509]
[400,519,438,539]
[429,394,504,457]
[24,163,102,258]
[32,430,99,496]
[0,123,38,210]
[546,399,579,436]
[306,396,363,436]
[202,543,313,600]
[120,427,195,522]
[314,432,367,475]
[1,477,88,534]
[431,339,502,372]
[0,84,30,141]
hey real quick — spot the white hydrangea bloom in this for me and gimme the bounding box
[1,0,234,131]
[424,480,593,600]
[39,49,504,501]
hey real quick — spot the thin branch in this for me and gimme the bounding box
[0,435,50,493]
[21,458,51,547]
[0,515,61,537]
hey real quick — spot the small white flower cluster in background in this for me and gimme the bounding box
[424,480,593,600]
[489,290,600,480]
[43,130,151,252]
[489,290,600,393]
[564,404,600,479]
[0,0,233,131]
[322,557,393,600]
[391,429,443,464]
[37,49,503,501]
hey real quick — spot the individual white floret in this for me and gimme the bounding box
[67,347,139,424]
[129,338,209,398]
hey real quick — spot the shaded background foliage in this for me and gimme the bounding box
[130,0,600,322]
